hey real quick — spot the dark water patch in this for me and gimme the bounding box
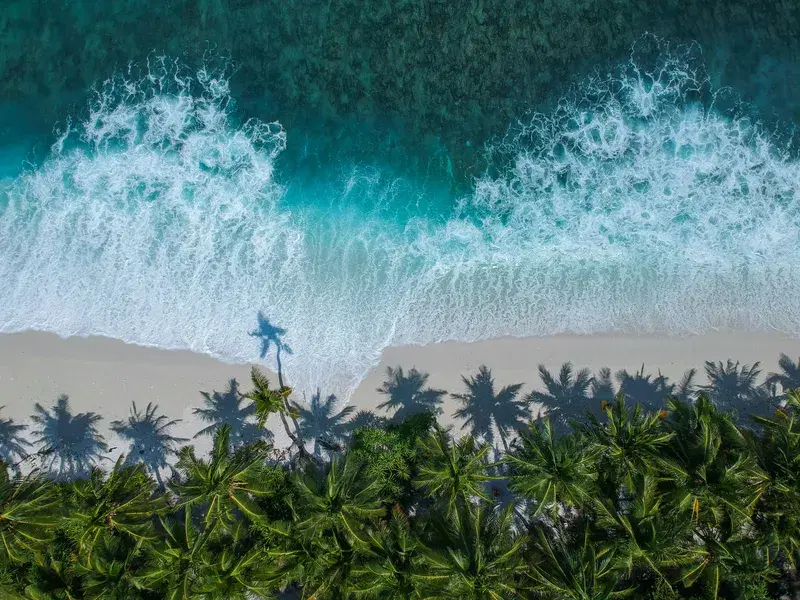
[1,0,798,183]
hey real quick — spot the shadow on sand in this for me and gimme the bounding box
[30,394,108,479]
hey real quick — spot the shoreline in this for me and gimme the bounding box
[1,329,799,468]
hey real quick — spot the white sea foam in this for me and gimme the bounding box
[1,48,799,398]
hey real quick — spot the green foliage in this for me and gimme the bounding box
[2,364,800,599]
[349,411,435,503]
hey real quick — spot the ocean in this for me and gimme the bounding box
[0,1,798,396]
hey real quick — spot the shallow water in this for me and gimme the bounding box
[0,3,799,396]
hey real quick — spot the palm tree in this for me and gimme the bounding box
[193,379,262,446]
[452,366,529,452]
[22,537,83,599]
[680,529,777,600]
[30,395,108,478]
[528,362,592,427]
[663,395,766,529]
[593,471,696,586]
[75,532,152,599]
[766,353,800,398]
[702,359,768,412]
[278,526,363,600]
[172,424,276,531]
[0,468,61,562]
[134,510,212,600]
[193,521,273,600]
[241,366,310,461]
[377,366,446,421]
[110,402,187,486]
[527,518,631,600]
[291,389,355,456]
[0,406,30,466]
[67,457,165,558]
[581,395,674,493]
[415,426,494,513]
[505,419,596,518]
[352,506,423,599]
[749,391,800,577]
[417,503,528,599]
[291,453,384,542]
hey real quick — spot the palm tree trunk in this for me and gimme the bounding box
[278,411,313,463]
[276,346,305,443]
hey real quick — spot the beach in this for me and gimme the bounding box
[1,330,798,467]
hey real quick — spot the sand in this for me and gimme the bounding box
[1,330,799,471]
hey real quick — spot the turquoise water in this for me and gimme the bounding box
[1,3,799,396]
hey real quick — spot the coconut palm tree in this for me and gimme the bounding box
[133,510,212,600]
[417,503,528,599]
[748,391,800,576]
[766,353,800,398]
[172,424,275,531]
[593,471,696,586]
[663,395,766,529]
[241,366,294,433]
[415,426,494,513]
[0,407,30,466]
[581,395,674,493]
[30,395,108,478]
[67,457,165,558]
[110,402,187,486]
[527,518,631,600]
[278,527,363,600]
[352,506,423,599]
[0,468,61,562]
[377,366,446,421]
[452,366,529,452]
[193,521,273,600]
[528,362,593,427]
[22,537,83,599]
[75,532,152,600]
[193,379,262,447]
[505,419,596,518]
[702,359,768,413]
[680,529,777,600]
[292,390,355,456]
[291,452,384,542]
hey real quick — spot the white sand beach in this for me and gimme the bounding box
[1,330,799,469]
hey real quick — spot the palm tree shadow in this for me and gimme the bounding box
[0,406,30,466]
[766,353,800,401]
[193,379,267,446]
[291,389,355,456]
[615,365,674,413]
[30,394,108,479]
[528,362,592,431]
[377,366,446,423]
[250,311,293,387]
[340,410,389,437]
[702,359,770,415]
[452,365,528,453]
[111,402,188,487]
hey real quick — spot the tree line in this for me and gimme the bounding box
[0,354,799,598]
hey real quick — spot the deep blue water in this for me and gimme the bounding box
[1,2,799,395]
